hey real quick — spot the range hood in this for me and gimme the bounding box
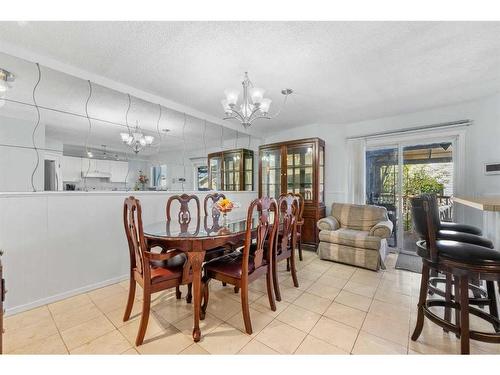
[81,171,112,179]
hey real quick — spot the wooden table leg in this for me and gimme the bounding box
[187,251,205,342]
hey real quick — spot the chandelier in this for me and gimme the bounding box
[221,72,292,129]
[120,121,154,154]
[0,68,15,108]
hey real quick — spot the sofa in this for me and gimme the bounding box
[316,203,393,271]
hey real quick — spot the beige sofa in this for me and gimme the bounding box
[316,203,393,271]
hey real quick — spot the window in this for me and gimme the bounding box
[150,165,167,189]
[197,165,209,191]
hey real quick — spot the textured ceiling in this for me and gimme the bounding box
[1,21,500,138]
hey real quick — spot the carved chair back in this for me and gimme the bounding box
[241,197,279,280]
[123,196,148,278]
[293,192,305,223]
[278,194,299,255]
[166,194,201,235]
[204,192,226,218]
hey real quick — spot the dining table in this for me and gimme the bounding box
[143,214,258,342]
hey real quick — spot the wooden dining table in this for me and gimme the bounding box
[143,214,258,342]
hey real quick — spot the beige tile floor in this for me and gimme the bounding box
[4,251,500,355]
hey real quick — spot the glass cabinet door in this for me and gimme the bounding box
[319,146,325,203]
[261,148,281,199]
[286,145,314,202]
[209,156,221,190]
[244,153,253,191]
[223,152,240,191]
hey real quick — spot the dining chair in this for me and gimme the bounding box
[273,194,300,302]
[201,197,278,334]
[166,193,201,299]
[123,196,192,346]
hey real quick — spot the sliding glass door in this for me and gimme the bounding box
[365,147,399,248]
[366,140,454,252]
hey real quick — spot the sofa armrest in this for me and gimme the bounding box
[317,216,340,231]
[369,220,393,238]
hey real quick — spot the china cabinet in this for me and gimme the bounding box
[259,138,325,245]
[208,148,254,191]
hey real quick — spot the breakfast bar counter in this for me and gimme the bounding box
[454,196,500,249]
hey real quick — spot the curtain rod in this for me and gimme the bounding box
[346,120,472,141]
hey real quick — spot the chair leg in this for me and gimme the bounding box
[135,287,151,346]
[175,285,182,299]
[290,252,299,288]
[222,282,227,286]
[123,277,136,322]
[411,262,430,341]
[201,277,209,320]
[298,236,303,261]
[459,275,470,354]
[241,283,252,335]
[266,269,276,311]
[486,280,500,332]
[234,286,239,293]
[444,273,452,333]
[186,283,192,304]
[454,275,461,339]
[272,257,282,302]
[286,258,290,272]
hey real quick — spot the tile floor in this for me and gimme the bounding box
[4,251,500,354]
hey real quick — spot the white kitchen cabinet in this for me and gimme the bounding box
[96,159,110,173]
[61,156,82,182]
[110,160,129,182]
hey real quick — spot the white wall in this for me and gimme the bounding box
[0,190,258,314]
[0,115,45,192]
[264,93,500,227]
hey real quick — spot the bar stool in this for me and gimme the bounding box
[410,195,500,354]
[418,195,497,318]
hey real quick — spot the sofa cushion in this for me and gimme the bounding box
[331,203,388,231]
[319,228,382,250]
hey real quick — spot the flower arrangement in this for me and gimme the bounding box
[134,171,149,191]
[214,197,236,213]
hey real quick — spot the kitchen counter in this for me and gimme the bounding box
[454,195,500,250]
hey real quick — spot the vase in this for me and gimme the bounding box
[222,212,228,227]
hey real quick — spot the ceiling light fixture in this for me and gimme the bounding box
[221,72,292,129]
[120,121,154,154]
[120,94,154,154]
[0,68,15,108]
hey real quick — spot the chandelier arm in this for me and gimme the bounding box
[249,115,272,124]
[248,106,262,122]
[229,109,245,122]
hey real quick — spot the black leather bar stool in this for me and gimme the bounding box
[422,195,494,303]
[410,195,500,354]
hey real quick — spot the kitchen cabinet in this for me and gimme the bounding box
[61,156,82,182]
[259,137,325,245]
[208,148,254,191]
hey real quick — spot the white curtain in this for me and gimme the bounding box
[347,138,366,204]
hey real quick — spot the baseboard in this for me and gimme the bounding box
[5,274,129,316]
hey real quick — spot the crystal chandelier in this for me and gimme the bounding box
[221,72,292,129]
[120,121,154,154]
